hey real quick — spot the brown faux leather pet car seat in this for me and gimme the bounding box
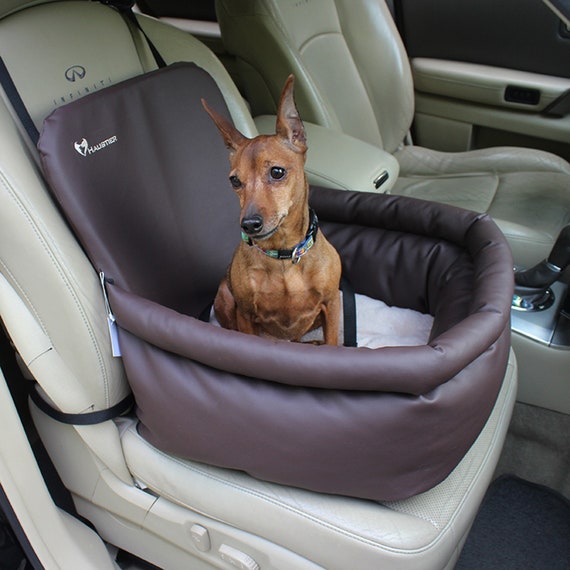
[0,1,517,568]
[38,61,513,501]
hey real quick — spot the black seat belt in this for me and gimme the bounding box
[101,0,167,69]
[0,57,40,145]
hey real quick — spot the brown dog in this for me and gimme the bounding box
[202,75,341,344]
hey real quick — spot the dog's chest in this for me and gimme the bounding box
[239,266,325,338]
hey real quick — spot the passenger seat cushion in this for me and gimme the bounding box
[38,63,514,501]
[393,145,570,267]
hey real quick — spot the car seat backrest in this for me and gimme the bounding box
[216,0,415,153]
[0,0,256,415]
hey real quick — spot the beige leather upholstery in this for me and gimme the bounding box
[122,357,516,570]
[216,0,570,268]
[0,1,516,568]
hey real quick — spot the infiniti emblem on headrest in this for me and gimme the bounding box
[65,65,86,82]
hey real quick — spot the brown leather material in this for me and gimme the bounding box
[106,191,511,395]
[38,63,514,501]
[39,62,240,318]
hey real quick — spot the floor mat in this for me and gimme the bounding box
[456,475,570,569]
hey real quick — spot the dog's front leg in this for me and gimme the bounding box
[236,310,259,336]
[213,277,238,331]
[321,291,341,346]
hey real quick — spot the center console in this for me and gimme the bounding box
[511,226,570,414]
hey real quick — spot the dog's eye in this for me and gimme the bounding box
[229,175,242,189]
[270,166,286,181]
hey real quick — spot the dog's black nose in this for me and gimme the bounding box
[241,214,264,235]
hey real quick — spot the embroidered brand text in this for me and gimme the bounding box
[74,135,118,157]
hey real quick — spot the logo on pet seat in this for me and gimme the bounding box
[74,135,118,157]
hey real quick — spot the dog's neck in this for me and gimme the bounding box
[277,198,311,245]
[242,206,318,264]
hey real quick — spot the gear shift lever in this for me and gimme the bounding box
[548,225,570,270]
[513,225,570,311]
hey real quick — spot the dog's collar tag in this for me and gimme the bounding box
[242,208,319,263]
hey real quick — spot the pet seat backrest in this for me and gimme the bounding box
[39,62,241,317]
[0,0,256,468]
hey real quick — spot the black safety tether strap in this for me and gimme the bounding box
[101,0,167,69]
[341,275,357,347]
[29,381,135,425]
[0,57,40,144]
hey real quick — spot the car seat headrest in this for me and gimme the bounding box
[0,0,146,130]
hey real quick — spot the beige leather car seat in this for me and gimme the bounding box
[0,1,516,568]
[216,0,570,269]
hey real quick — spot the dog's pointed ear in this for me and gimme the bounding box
[202,99,248,153]
[275,75,307,152]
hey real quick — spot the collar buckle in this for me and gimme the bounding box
[291,245,301,264]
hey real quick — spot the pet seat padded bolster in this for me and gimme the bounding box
[38,62,514,501]
[107,195,509,394]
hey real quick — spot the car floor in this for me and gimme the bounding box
[494,401,570,499]
[455,474,570,569]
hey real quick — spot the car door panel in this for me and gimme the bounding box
[396,0,570,159]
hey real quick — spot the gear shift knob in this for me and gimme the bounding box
[515,225,570,290]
